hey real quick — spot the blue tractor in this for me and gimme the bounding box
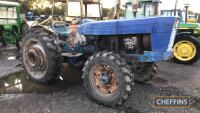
[125,0,200,65]
[21,0,178,106]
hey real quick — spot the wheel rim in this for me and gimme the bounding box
[89,64,119,95]
[173,41,196,61]
[23,39,47,79]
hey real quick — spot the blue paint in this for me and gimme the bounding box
[100,73,110,85]
[78,16,177,62]
[151,17,176,51]
[126,51,172,62]
[79,17,156,35]
[52,25,69,36]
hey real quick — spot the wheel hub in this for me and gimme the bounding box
[100,73,110,85]
[93,65,118,94]
[27,47,45,68]
[178,44,191,56]
[173,41,196,61]
[23,40,47,79]
[180,48,188,54]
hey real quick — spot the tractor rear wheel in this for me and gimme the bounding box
[173,35,200,64]
[131,62,157,83]
[21,29,62,84]
[83,52,133,106]
[21,23,29,35]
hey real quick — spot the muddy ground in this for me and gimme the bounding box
[0,46,200,113]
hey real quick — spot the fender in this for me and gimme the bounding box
[27,25,62,53]
[29,25,60,45]
[176,32,192,38]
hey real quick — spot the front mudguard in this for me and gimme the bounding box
[29,25,59,44]
[27,25,62,53]
[176,32,192,38]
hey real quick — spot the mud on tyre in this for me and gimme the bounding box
[21,28,62,84]
[82,52,133,106]
[131,62,158,83]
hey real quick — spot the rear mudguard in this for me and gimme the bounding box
[176,32,192,37]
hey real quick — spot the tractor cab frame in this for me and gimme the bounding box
[65,0,102,20]
[161,9,186,22]
[124,0,159,19]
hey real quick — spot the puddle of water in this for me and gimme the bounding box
[7,56,16,60]
[0,64,82,94]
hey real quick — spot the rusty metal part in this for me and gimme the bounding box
[92,64,118,94]
[26,47,45,68]
[27,48,39,67]
[23,39,47,79]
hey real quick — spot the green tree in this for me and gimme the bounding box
[102,8,110,17]
[20,0,65,15]
[20,0,38,14]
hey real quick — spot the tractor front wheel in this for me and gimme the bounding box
[131,62,157,83]
[173,35,200,64]
[21,23,29,35]
[83,52,133,106]
[21,29,62,84]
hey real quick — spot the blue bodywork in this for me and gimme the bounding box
[52,23,69,40]
[124,51,172,62]
[78,16,178,62]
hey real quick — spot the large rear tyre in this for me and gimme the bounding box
[173,35,200,64]
[83,52,133,106]
[21,29,62,84]
[21,23,29,35]
[131,62,157,83]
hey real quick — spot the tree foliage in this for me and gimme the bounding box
[19,0,65,15]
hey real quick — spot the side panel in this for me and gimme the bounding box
[116,18,155,34]
[78,17,156,35]
[124,51,172,62]
[79,20,117,35]
[178,22,199,29]
[79,16,177,53]
[151,17,176,51]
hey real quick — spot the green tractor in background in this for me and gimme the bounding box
[161,9,200,64]
[125,0,200,64]
[0,1,28,48]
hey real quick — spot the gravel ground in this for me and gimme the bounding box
[0,46,200,113]
[0,46,22,78]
